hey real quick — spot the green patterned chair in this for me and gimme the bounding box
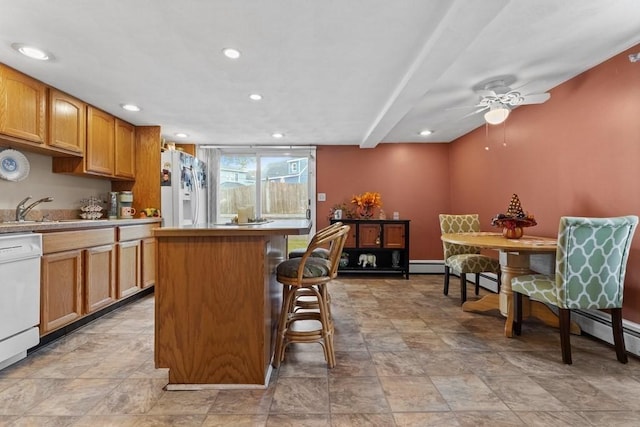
[439,214,501,304]
[512,215,638,364]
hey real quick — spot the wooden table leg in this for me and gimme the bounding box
[460,250,581,337]
[529,301,581,335]
[461,293,500,313]
[499,252,532,337]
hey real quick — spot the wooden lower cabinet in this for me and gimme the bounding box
[39,223,157,336]
[141,237,156,289]
[40,250,83,334]
[84,244,116,313]
[117,224,156,293]
[117,240,141,298]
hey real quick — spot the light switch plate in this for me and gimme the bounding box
[317,193,326,201]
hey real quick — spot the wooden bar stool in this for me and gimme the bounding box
[287,221,343,259]
[273,224,349,368]
[289,222,343,311]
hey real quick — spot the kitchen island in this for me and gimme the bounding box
[154,220,311,389]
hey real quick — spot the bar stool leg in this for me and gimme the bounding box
[273,284,297,368]
[317,283,335,367]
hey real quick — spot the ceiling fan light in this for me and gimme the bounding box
[484,104,510,125]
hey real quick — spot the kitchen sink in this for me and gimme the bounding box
[1,219,109,225]
[1,220,37,224]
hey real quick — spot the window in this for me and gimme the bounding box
[199,147,316,249]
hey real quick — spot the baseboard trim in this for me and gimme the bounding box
[31,286,155,352]
[409,260,499,293]
[410,259,640,357]
[573,309,640,357]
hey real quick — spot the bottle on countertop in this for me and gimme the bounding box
[108,192,118,219]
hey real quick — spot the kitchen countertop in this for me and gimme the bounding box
[0,217,161,234]
[153,219,312,237]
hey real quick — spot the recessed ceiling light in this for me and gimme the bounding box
[175,133,189,138]
[271,132,285,139]
[12,43,52,61]
[222,48,241,59]
[121,104,141,112]
[249,93,263,101]
[419,130,432,136]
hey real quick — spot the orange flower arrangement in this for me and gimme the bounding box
[351,191,382,219]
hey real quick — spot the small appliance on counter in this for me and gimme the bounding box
[107,192,118,219]
[118,191,135,219]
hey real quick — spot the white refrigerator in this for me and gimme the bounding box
[161,150,207,227]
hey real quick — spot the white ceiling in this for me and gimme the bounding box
[1,0,639,147]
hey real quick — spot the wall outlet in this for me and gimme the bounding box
[317,193,326,202]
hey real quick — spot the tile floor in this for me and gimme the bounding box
[1,274,640,426]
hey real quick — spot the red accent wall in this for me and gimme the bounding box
[316,144,450,260]
[317,44,640,323]
[450,44,640,322]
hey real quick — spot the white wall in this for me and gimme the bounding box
[0,150,109,210]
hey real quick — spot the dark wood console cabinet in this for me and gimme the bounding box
[331,219,410,279]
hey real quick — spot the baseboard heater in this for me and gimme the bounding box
[409,260,640,358]
[572,309,640,358]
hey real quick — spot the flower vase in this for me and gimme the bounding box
[503,226,524,239]
[359,206,374,219]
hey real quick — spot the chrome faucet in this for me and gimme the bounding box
[15,196,54,222]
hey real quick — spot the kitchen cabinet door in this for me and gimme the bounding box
[48,89,85,154]
[85,244,116,313]
[141,237,156,288]
[114,119,135,179]
[0,64,47,144]
[41,250,83,334]
[85,106,115,176]
[117,240,141,298]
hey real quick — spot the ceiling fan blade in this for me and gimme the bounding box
[476,89,497,98]
[461,106,488,118]
[520,93,550,104]
[446,104,483,111]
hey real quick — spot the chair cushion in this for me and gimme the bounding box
[277,257,332,278]
[511,274,558,306]
[288,247,330,259]
[445,254,500,274]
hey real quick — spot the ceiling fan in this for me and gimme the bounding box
[463,77,551,124]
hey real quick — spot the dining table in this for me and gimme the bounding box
[440,231,581,337]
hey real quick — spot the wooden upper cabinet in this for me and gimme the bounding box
[383,224,406,249]
[0,64,46,144]
[115,119,135,179]
[53,108,136,180]
[86,106,115,176]
[48,89,85,154]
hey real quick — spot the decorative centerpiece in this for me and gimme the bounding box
[351,191,382,219]
[79,196,105,220]
[491,193,537,239]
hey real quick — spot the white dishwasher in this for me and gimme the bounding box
[0,232,42,371]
